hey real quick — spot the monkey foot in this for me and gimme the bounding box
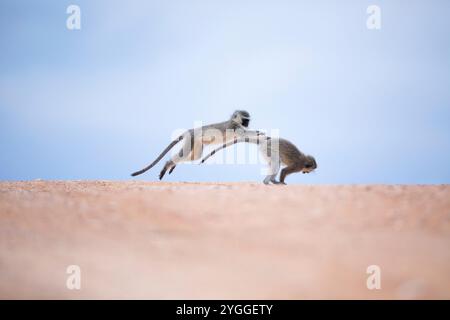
[159,170,167,180]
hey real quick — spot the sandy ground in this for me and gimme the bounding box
[0,181,449,299]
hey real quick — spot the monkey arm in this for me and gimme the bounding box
[200,135,266,164]
[230,128,265,140]
[200,138,244,164]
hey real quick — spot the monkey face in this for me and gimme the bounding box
[231,110,251,127]
[302,156,317,174]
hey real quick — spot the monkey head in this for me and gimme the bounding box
[231,110,251,128]
[302,155,317,174]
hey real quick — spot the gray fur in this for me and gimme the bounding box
[201,135,317,185]
[131,110,262,179]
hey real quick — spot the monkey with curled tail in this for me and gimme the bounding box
[131,110,263,180]
[201,135,317,185]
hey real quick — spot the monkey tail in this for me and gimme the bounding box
[131,135,184,177]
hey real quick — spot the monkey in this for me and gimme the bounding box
[131,110,263,180]
[200,135,317,185]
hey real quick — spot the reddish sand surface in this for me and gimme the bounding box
[0,181,449,299]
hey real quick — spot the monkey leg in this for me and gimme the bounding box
[263,174,283,185]
[160,140,192,179]
[190,141,204,161]
[161,141,203,179]
[159,160,174,180]
[263,174,279,185]
[279,165,300,185]
[263,159,281,185]
[160,156,182,179]
[270,176,282,184]
[168,165,176,175]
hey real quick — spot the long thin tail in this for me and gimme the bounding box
[131,135,184,177]
[200,135,269,164]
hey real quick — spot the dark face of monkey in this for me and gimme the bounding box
[231,110,250,128]
[302,156,317,174]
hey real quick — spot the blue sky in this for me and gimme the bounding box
[1,0,449,184]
